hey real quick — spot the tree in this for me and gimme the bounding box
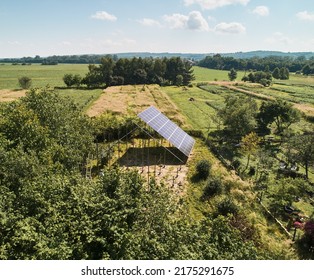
[240,132,260,171]
[256,100,300,135]
[63,74,82,87]
[0,88,93,170]
[242,71,272,86]
[302,64,313,75]
[267,178,303,217]
[218,96,258,137]
[279,67,289,80]
[228,68,237,81]
[18,76,32,89]
[63,74,74,87]
[286,132,314,179]
[272,67,280,79]
[175,74,183,86]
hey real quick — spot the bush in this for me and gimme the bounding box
[196,159,211,180]
[217,198,238,216]
[18,76,32,89]
[202,177,223,199]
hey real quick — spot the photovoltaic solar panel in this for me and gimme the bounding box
[138,106,195,157]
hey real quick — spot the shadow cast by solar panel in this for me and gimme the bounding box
[116,147,188,167]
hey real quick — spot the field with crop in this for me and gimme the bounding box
[0,63,102,112]
[0,63,89,89]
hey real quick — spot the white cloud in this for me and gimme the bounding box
[214,22,246,34]
[184,0,250,10]
[164,13,188,29]
[252,6,269,17]
[297,11,314,21]
[91,11,117,21]
[187,11,209,30]
[265,32,293,45]
[137,18,161,27]
[163,11,209,31]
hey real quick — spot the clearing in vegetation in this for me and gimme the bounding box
[86,84,188,127]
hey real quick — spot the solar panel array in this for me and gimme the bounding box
[138,106,195,157]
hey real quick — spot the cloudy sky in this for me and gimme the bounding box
[0,0,313,57]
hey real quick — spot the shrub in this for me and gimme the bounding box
[202,177,223,199]
[217,198,238,216]
[18,76,32,89]
[196,159,211,180]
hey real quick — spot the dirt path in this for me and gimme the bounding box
[0,89,26,102]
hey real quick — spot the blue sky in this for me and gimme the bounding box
[0,0,313,57]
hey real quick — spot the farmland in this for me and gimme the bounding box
[0,62,313,260]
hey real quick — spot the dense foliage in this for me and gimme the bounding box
[218,96,258,137]
[80,56,194,88]
[198,53,314,73]
[0,88,277,260]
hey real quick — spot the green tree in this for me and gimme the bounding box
[18,76,32,89]
[302,64,312,75]
[286,132,314,179]
[175,74,184,86]
[272,67,280,79]
[228,68,237,81]
[0,88,93,170]
[279,67,289,80]
[63,74,81,87]
[240,132,260,171]
[218,96,258,137]
[256,100,300,135]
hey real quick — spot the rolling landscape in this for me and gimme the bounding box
[0,0,313,263]
[0,54,313,260]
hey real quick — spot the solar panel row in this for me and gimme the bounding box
[138,106,195,157]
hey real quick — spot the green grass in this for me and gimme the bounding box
[0,63,89,89]
[164,86,223,132]
[55,88,103,112]
[193,66,246,83]
[275,73,314,86]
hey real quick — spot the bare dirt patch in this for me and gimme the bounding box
[0,89,26,102]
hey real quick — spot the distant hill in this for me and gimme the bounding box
[1,51,313,64]
[221,51,314,59]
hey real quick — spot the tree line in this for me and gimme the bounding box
[63,56,194,88]
[198,54,314,74]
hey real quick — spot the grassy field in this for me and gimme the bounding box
[55,88,103,112]
[0,63,100,111]
[0,63,89,89]
[193,66,246,83]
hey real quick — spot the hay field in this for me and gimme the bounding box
[87,84,188,127]
[0,89,26,102]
